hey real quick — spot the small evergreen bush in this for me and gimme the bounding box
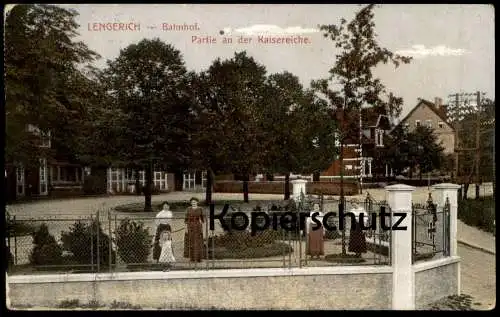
[83,175,107,195]
[29,224,63,266]
[115,219,152,264]
[61,219,116,268]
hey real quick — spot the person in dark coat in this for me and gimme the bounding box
[348,203,367,257]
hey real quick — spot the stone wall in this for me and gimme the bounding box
[8,270,391,309]
[414,262,459,308]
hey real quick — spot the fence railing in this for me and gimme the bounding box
[411,193,451,263]
[6,195,395,274]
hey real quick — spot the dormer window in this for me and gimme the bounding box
[375,129,384,147]
[26,124,51,148]
[438,121,444,129]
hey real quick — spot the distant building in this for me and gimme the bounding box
[321,106,394,180]
[393,97,455,154]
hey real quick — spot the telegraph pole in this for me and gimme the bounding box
[358,103,363,194]
[475,91,481,199]
[448,91,486,200]
[340,94,346,255]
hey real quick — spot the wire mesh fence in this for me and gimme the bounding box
[6,194,396,275]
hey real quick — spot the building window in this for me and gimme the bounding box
[375,129,384,147]
[438,121,444,128]
[40,131,51,148]
[403,123,410,129]
[345,165,353,170]
[426,120,432,128]
[415,120,421,127]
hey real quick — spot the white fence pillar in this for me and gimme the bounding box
[386,184,415,310]
[291,179,307,201]
[432,183,460,257]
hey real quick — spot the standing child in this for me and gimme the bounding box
[158,229,176,270]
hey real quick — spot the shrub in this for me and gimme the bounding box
[83,175,107,195]
[60,219,116,268]
[29,224,63,266]
[458,196,495,234]
[115,219,152,264]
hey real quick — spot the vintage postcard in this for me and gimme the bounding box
[4,3,495,310]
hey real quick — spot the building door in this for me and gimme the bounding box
[39,159,48,196]
[25,166,39,197]
[15,166,25,198]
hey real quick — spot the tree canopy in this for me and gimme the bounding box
[5,4,100,168]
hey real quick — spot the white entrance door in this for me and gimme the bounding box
[39,159,48,196]
[183,172,196,191]
[16,165,25,197]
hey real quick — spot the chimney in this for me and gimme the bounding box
[434,97,443,107]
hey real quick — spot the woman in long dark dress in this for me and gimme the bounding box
[307,203,325,259]
[348,203,367,257]
[184,197,204,262]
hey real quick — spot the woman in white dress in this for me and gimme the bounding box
[153,201,175,267]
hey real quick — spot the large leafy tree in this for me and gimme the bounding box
[260,72,305,200]
[5,4,100,168]
[196,52,268,203]
[102,38,194,211]
[312,4,412,255]
[385,125,445,179]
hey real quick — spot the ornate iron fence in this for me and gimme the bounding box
[6,196,394,275]
[412,193,451,263]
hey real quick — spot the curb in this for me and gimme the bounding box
[458,240,495,255]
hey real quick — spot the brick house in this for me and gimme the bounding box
[320,106,394,181]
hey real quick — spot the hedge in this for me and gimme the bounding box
[213,181,359,195]
[458,196,495,234]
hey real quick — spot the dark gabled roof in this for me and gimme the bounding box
[331,106,391,129]
[394,98,455,131]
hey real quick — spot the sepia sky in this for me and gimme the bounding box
[47,4,496,117]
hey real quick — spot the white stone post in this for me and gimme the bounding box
[432,183,460,257]
[386,184,415,310]
[291,179,308,202]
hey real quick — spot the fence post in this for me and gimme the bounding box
[386,184,415,310]
[431,183,460,257]
[13,215,17,266]
[96,211,100,273]
[108,211,112,272]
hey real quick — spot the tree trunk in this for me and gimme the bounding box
[475,184,480,200]
[205,168,214,205]
[243,174,249,203]
[284,172,291,200]
[144,162,153,212]
[134,168,141,196]
[174,170,183,191]
[313,172,320,182]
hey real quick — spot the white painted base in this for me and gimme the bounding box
[9,266,393,284]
